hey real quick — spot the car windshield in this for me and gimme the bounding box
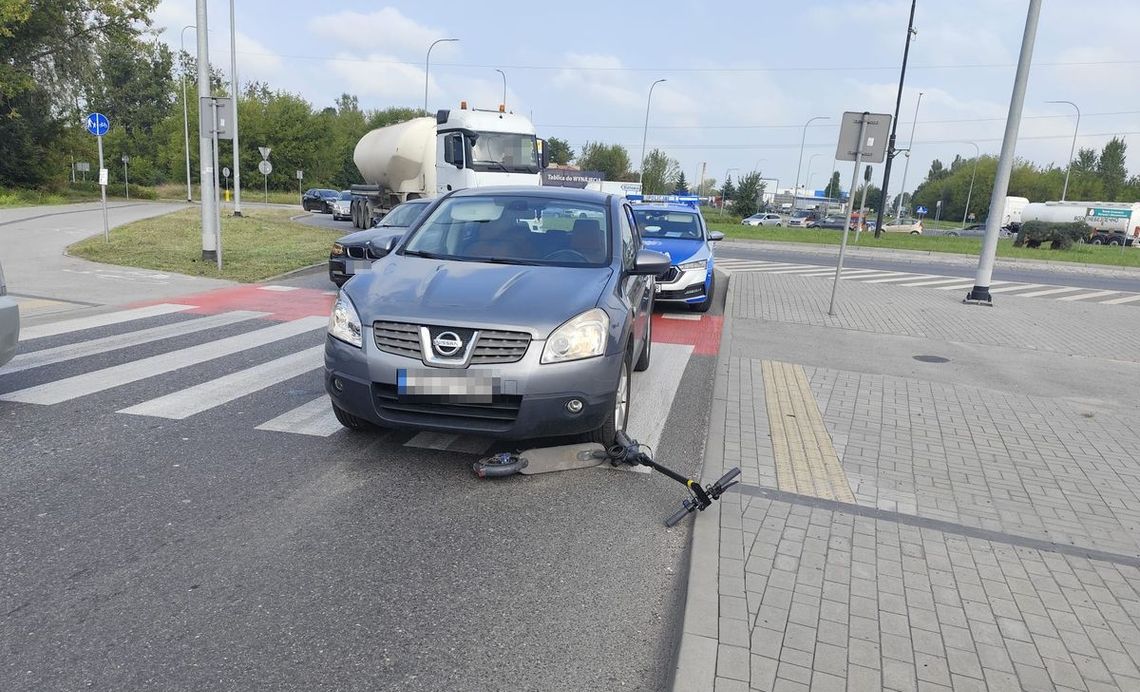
[791,211,813,218]
[402,195,609,266]
[469,132,539,174]
[378,202,426,228]
[338,191,351,200]
[321,190,338,198]
[633,209,703,240]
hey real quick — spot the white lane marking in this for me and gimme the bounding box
[839,270,910,280]
[987,283,1043,294]
[258,285,300,292]
[1015,286,1086,298]
[899,277,976,287]
[256,396,343,437]
[734,264,820,273]
[119,345,324,419]
[618,343,696,474]
[1101,294,1140,305]
[933,283,983,291]
[1057,290,1120,302]
[4,311,267,374]
[1,316,326,405]
[662,314,701,321]
[18,304,195,341]
[862,274,935,284]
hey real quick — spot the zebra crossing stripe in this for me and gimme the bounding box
[1014,286,1085,298]
[1057,290,1119,302]
[0,316,327,405]
[256,396,343,437]
[860,273,933,283]
[987,283,1043,294]
[899,277,975,287]
[118,345,324,419]
[1101,294,1140,305]
[18,303,195,341]
[733,264,819,273]
[3,311,267,375]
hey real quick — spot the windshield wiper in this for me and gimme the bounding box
[479,257,531,266]
[474,160,510,173]
[403,250,448,260]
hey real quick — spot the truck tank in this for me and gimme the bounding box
[352,117,437,199]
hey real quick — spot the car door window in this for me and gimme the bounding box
[619,205,636,270]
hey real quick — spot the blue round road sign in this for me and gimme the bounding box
[916,205,928,215]
[85,112,110,137]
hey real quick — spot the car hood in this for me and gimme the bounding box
[335,228,406,246]
[347,257,613,335]
[640,237,706,264]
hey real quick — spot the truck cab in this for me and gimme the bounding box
[436,105,545,194]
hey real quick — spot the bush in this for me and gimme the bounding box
[69,180,157,200]
[1014,220,1089,250]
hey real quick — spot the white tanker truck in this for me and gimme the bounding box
[1019,201,1140,246]
[348,103,547,229]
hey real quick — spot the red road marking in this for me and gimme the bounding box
[652,313,724,356]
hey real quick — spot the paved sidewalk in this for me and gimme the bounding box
[673,272,1140,691]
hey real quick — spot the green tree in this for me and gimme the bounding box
[674,170,688,193]
[545,136,572,165]
[639,148,679,195]
[722,174,736,203]
[854,183,883,214]
[926,159,950,183]
[1097,136,1128,200]
[823,171,841,199]
[576,141,631,180]
[732,172,764,217]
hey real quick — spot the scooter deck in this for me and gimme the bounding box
[518,443,608,475]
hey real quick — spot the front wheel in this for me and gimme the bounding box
[634,306,653,372]
[690,274,715,313]
[332,402,370,431]
[585,355,630,446]
[910,230,920,235]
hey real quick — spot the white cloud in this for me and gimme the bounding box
[311,8,455,58]
[324,53,432,104]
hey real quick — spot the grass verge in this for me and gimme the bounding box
[152,183,302,206]
[69,208,338,282]
[712,223,1140,269]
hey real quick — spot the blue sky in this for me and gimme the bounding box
[154,0,1139,196]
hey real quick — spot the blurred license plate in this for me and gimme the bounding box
[654,283,662,294]
[397,369,498,402]
[350,259,372,273]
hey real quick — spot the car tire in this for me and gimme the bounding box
[910,230,920,235]
[586,352,631,447]
[690,274,715,313]
[332,402,370,431]
[634,307,653,372]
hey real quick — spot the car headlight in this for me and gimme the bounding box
[328,292,363,348]
[331,243,345,256]
[541,308,609,364]
[679,258,708,272]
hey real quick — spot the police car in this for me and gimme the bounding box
[629,196,723,312]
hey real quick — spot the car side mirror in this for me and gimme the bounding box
[709,231,725,241]
[366,235,402,258]
[631,249,671,276]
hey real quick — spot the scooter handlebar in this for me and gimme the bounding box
[665,503,694,527]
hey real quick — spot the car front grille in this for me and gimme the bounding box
[347,246,366,259]
[372,383,523,424]
[659,266,680,283]
[658,284,706,300]
[372,322,531,363]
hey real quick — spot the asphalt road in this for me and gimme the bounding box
[0,273,723,691]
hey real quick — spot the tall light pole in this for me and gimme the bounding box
[180,24,195,202]
[495,68,506,107]
[894,91,923,221]
[424,38,458,112]
[804,153,823,199]
[195,0,218,262]
[1046,100,1080,201]
[875,0,917,238]
[752,158,767,173]
[961,141,980,229]
[228,0,242,216]
[722,167,738,209]
[792,116,829,212]
[638,79,667,187]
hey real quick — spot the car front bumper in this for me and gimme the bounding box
[324,332,623,440]
[654,265,711,304]
[0,296,19,368]
[328,250,374,286]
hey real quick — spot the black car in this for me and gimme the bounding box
[328,198,433,286]
[302,188,340,213]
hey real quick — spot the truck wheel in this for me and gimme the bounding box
[1091,236,1104,245]
[1108,237,1123,246]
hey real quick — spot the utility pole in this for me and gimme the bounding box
[793,116,829,213]
[195,0,218,262]
[895,91,923,221]
[1046,100,1080,201]
[966,0,1041,306]
[180,25,195,202]
[229,0,243,216]
[875,0,917,238]
[638,79,666,187]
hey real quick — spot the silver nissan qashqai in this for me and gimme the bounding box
[323,186,670,444]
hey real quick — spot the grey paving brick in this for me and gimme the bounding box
[1071,652,1116,684]
[882,657,917,691]
[1042,656,1088,690]
[816,620,848,648]
[718,644,752,682]
[781,623,817,655]
[981,667,1023,691]
[775,661,812,686]
[1012,662,1055,691]
[715,677,750,692]
[846,664,881,691]
[948,673,988,692]
[750,655,778,692]
[771,679,809,692]
[811,642,847,678]
[881,632,915,664]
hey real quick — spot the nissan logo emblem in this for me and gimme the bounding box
[433,331,464,356]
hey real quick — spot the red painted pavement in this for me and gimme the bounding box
[651,314,724,356]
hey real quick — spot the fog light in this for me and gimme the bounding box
[333,377,345,392]
[566,399,583,413]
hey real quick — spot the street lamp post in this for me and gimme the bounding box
[804,153,822,203]
[961,141,980,229]
[722,167,739,209]
[180,24,195,202]
[495,68,506,107]
[1046,100,1080,201]
[793,116,829,213]
[895,91,923,221]
[122,154,130,199]
[228,0,242,216]
[638,79,667,187]
[424,38,458,112]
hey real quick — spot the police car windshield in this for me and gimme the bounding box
[632,209,702,240]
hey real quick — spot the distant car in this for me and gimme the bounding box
[632,203,723,312]
[329,198,433,287]
[786,211,818,228]
[945,223,1014,239]
[742,212,783,227]
[0,259,18,368]
[330,191,353,221]
[816,216,848,230]
[880,217,923,234]
[302,188,340,213]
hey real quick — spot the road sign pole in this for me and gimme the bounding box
[211,100,223,270]
[97,134,109,242]
[830,113,868,317]
[967,0,1041,306]
[229,0,243,217]
[264,174,268,204]
[196,0,218,264]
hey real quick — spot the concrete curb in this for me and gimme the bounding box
[719,237,1140,278]
[263,262,325,283]
[670,280,736,692]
